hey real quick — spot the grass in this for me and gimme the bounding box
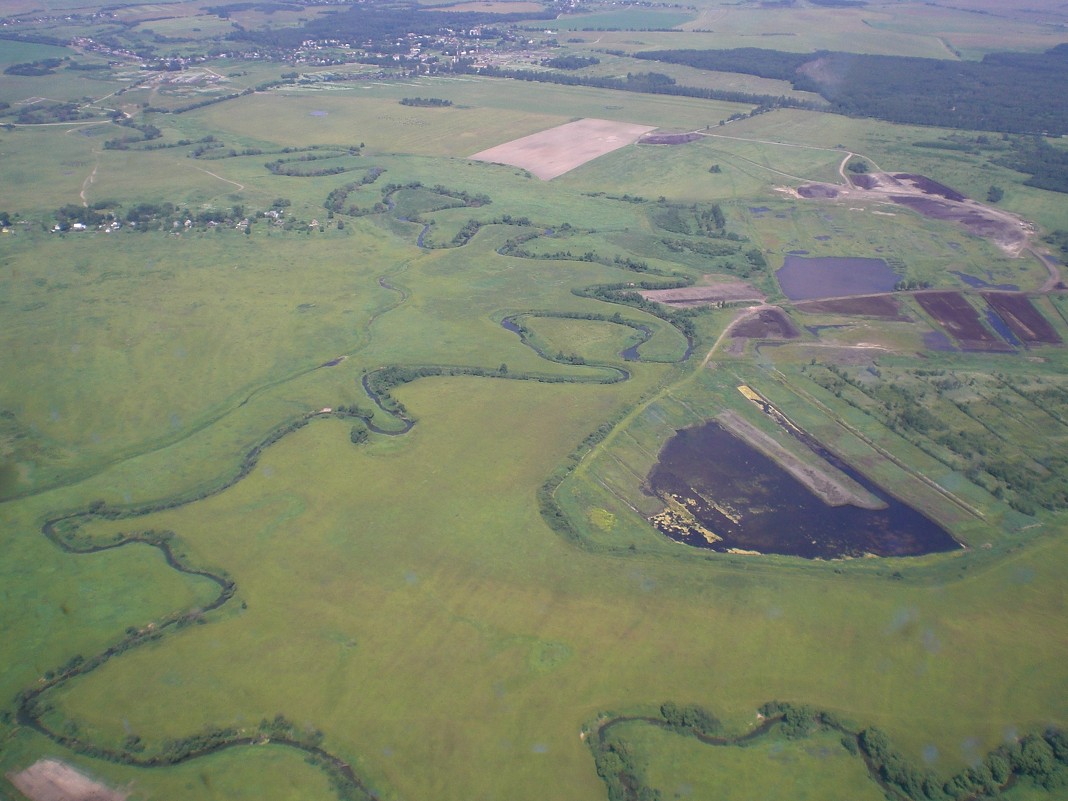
[547,8,697,31]
[613,721,887,801]
[3,40,1068,801]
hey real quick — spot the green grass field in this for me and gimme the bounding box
[3,11,1068,801]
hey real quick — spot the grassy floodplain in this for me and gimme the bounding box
[2,7,1068,801]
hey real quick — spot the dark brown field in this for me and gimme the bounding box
[730,307,800,339]
[982,292,1063,344]
[797,184,839,199]
[794,294,909,320]
[893,174,966,202]
[916,291,1014,351]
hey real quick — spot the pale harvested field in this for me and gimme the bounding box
[469,118,657,180]
[8,759,127,801]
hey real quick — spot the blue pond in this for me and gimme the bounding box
[949,270,1018,291]
[776,255,899,301]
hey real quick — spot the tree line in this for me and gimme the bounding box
[588,700,1068,801]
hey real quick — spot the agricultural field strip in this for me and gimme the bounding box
[802,362,1068,505]
[760,368,988,521]
[716,409,883,510]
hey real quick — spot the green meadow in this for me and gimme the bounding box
[2,12,1068,801]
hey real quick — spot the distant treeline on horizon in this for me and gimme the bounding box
[634,44,1068,136]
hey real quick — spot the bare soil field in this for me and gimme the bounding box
[796,172,1032,255]
[795,294,910,320]
[8,759,127,801]
[916,291,1014,351]
[469,118,656,180]
[730,307,800,339]
[639,276,764,307]
[982,292,1063,345]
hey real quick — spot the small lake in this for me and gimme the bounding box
[647,421,961,559]
[776,256,899,301]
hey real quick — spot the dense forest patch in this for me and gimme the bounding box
[634,45,1068,135]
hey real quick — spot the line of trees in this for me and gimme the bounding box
[400,97,452,107]
[466,63,812,111]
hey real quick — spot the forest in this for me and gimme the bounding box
[634,44,1068,135]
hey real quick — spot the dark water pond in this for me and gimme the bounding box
[647,421,961,559]
[776,256,899,301]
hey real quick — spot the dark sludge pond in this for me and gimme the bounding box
[646,422,961,559]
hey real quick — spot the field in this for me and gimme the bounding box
[3,4,1068,801]
[469,118,657,180]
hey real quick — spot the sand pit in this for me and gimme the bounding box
[8,759,128,801]
[469,118,656,180]
[797,172,1032,255]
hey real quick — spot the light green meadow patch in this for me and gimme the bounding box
[615,721,887,801]
[549,8,696,31]
[0,40,75,68]
[196,88,569,158]
[678,5,958,57]
[0,226,410,495]
[134,14,236,39]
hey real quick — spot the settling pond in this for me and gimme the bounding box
[647,421,961,559]
[776,256,899,301]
